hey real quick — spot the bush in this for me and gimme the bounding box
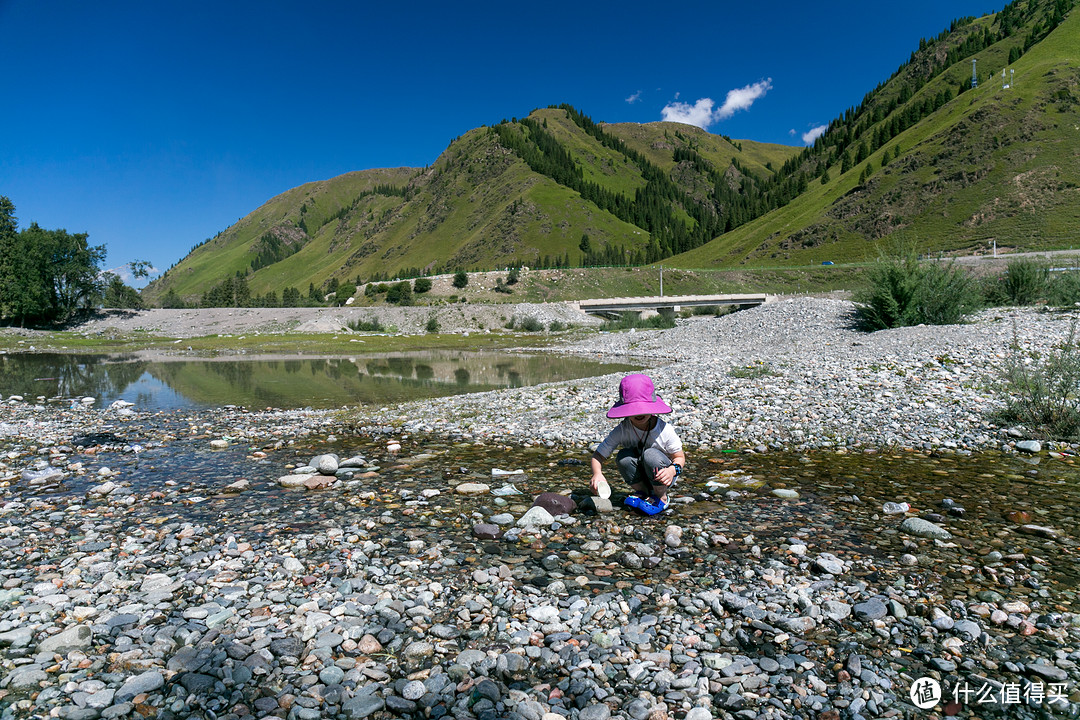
[548,320,565,331]
[333,283,357,306]
[1048,269,1080,307]
[995,321,1080,439]
[983,259,1050,306]
[452,270,469,289]
[414,278,432,294]
[425,316,440,333]
[348,317,384,332]
[506,267,520,285]
[385,281,413,306]
[853,250,981,330]
[520,317,544,332]
[494,280,513,294]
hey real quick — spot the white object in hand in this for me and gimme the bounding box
[596,480,611,499]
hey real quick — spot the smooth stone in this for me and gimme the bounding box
[899,517,952,540]
[580,496,614,513]
[533,492,576,516]
[115,671,164,701]
[1017,524,1059,539]
[472,523,502,539]
[853,598,888,621]
[517,506,555,529]
[278,474,313,488]
[455,482,490,495]
[772,488,799,499]
[39,624,93,654]
[1016,440,1042,453]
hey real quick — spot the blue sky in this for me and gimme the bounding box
[2,0,1002,284]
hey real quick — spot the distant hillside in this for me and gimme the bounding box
[144,0,1078,305]
[670,0,1079,268]
[143,107,801,303]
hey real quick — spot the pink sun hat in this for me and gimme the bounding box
[606,374,672,418]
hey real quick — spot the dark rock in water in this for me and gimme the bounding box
[72,432,124,447]
[921,512,947,523]
[1005,510,1032,523]
[946,506,966,517]
[853,597,888,621]
[269,636,304,657]
[1017,524,1059,539]
[472,524,502,540]
[557,458,586,466]
[533,492,576,516]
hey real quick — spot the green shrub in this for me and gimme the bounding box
[452,270,469,289]
[506,267,520,285]
[494,280,513,294]
[548,320,565,331]
[504,318,516,330]
[995,322,1080,440]
[348,317,384,332]
[984,259,1050,306]
[520,317,544,332]
[413,278,433,294]
[853,250,981,330]
[425,316,440,333]
[334,283,357,306]
[1048,269,1080,307]
[385,281,413,306]
[729,362,778,379]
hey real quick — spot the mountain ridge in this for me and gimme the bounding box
[144,0,1078,305]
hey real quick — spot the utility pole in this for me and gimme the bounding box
[659,265,663,297]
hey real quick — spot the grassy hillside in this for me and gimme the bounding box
[143,0,1077,305]
[670,0,1079,269]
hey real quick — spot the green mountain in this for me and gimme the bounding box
[671,0,1079,268]
[145,0,1078,304]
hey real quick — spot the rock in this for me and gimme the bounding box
[1017,524,1059,539]
[223,479,250,493]
[278,474,312,488]
[772,488,799,499]
[813,554,845,575]
[342,695,385,718]
[1016,440,1042,453]
[1027,663,1068,683]
[952,619,982,641]
[533,491,576,516]
[312,454,339,474]
[455,482,490,495]
[853,597,888,621]
[517,506,555,529]
[472,523,502,539]
[38,624,93,654]
[115,670,164,701]
[899,517,952,540]
[210,439,228,449]
[580,496,614,513]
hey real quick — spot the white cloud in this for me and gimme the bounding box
[801,124,828,144]
[626,90,642,104]
[660,98,718,128]
[715,78,773,120]
[660,79,773,129]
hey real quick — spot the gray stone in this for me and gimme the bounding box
[39,624,93,654]
[5,666,48,689]
[516,506,554,529]
[899,517,952,540]
[342,695,385,718]
[579,704,612,720]
[952,619,982,641]
[115,671,164,701]
[1027,663,1068,683]
[1016,440,1042,453]
[853,597,888,621]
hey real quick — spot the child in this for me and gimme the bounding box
[590,374,685,515]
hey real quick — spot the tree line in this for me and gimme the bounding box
[0,196,147,325]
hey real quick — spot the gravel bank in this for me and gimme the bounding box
[358,297,1077,454]
[1,297,1079,720]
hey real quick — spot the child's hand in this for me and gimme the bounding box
[590,473,606,493]
[654,466,677,486]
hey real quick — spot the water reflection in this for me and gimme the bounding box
[0,352,638,411]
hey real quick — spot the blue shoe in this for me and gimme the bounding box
[640,496,669,516]
[623,495,648,512]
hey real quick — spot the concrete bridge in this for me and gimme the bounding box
[576,293,770,316]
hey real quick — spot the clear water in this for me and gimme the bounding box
[0,351,639,410]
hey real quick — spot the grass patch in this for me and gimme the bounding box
[994,321,1080,440]
[728,361,779,379]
